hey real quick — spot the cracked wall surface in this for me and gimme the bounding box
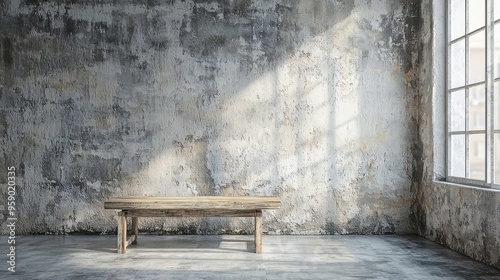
[0,0,420,235]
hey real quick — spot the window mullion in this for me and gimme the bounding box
[465,0,470,178]
[446,0,451,178]
[486,0,494,184]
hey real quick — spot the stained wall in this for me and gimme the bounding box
[0,0,421,234]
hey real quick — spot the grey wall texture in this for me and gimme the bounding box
[416,0,500,269]
[0,0,421,235]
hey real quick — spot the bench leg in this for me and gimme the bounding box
[117,212,127,254]
[254,210,262,254]
[131,217,138,245]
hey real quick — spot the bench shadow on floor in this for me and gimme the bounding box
[83,235,255,254]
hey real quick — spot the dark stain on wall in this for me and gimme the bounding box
[42,145,64,182]
[403,1,422,87]
[2,37,13,68]
[0,112,7,137]
[63,9,76,36]
[179,1,274,62]
[25,0,45,6]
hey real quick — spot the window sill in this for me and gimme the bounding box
[433,180,500,193]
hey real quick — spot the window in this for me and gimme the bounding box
[447,0,500,187]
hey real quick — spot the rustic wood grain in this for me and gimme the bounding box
[122,209,258,217]
[117,212,126,254]
[104,196,281,210]
[255,210,262,254]
[106,196,280,254]
[126,235,136,247]
[131,217,138,245]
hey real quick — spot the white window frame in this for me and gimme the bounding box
[446,0,499,188]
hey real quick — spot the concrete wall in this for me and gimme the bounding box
[416,0,500,269]
[0,0,421,235]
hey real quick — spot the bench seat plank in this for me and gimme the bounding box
[121,209,258,217]
[104,196,281,210]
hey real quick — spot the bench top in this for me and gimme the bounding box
[104,196,281,210]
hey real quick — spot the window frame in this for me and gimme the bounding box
[446,0,499,188]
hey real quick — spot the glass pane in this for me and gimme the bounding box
[450,134,466,177]
[495,134,500,184]
[495,82,500,130]
[451,39,466,88]
[468,133,485,180]
[450,90,466,131]
[468,30,485,84]
[451,0,466,39]
[468,84,486,130]
[495,24,500,78]
[496,1,500,20]
[469,0,485,31]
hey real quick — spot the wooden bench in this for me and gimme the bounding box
[104,196,281,254]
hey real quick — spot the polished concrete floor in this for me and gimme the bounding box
[0,235,499,279]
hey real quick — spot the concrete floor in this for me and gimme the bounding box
[0,235,499,279]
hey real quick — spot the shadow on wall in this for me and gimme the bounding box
[0,0,420,234]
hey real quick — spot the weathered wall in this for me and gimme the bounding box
[416,0,500,269]
[0,0,420,235]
